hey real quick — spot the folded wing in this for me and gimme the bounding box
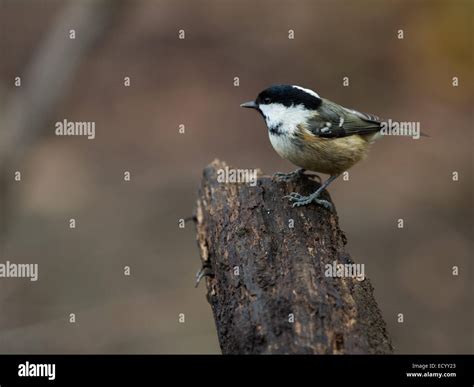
[306,98,382,138]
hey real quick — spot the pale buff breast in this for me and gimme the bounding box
[269,132,371,175]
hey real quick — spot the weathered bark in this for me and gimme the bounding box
[196,159,392,354]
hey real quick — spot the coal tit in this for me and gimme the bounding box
[241,84,383,210]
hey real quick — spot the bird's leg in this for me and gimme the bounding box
[273,168,306,182]
[284,174,339,210]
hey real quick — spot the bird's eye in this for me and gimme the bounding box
[263,97,271,104]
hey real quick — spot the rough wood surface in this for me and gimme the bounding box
[195,159,392,354]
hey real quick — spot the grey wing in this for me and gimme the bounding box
[307,98,381,138]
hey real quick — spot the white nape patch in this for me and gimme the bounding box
[259,103,313,134]
[292,85,320,99]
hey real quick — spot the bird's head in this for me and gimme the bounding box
[240,84,322,134]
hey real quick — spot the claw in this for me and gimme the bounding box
[285,193,334,211]
[283,174,338,211]
[283,192,304,201]
[291,198,333,210]
[195,265,213,288]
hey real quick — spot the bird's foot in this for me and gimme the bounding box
[284,192,333,211]
[273,168,305,182]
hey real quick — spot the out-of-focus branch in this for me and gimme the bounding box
[1,0,119,164]
[0,0,121,251]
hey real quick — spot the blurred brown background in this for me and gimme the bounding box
[0,0,472,354]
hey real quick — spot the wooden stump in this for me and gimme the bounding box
[195,159,392,354]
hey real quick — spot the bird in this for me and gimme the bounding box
[240,84,384,210]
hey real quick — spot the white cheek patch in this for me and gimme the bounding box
[259,103,312,134]
[259,103,287,129]
[292,85,320,99]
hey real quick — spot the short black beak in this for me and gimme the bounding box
[240,100,258,109]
